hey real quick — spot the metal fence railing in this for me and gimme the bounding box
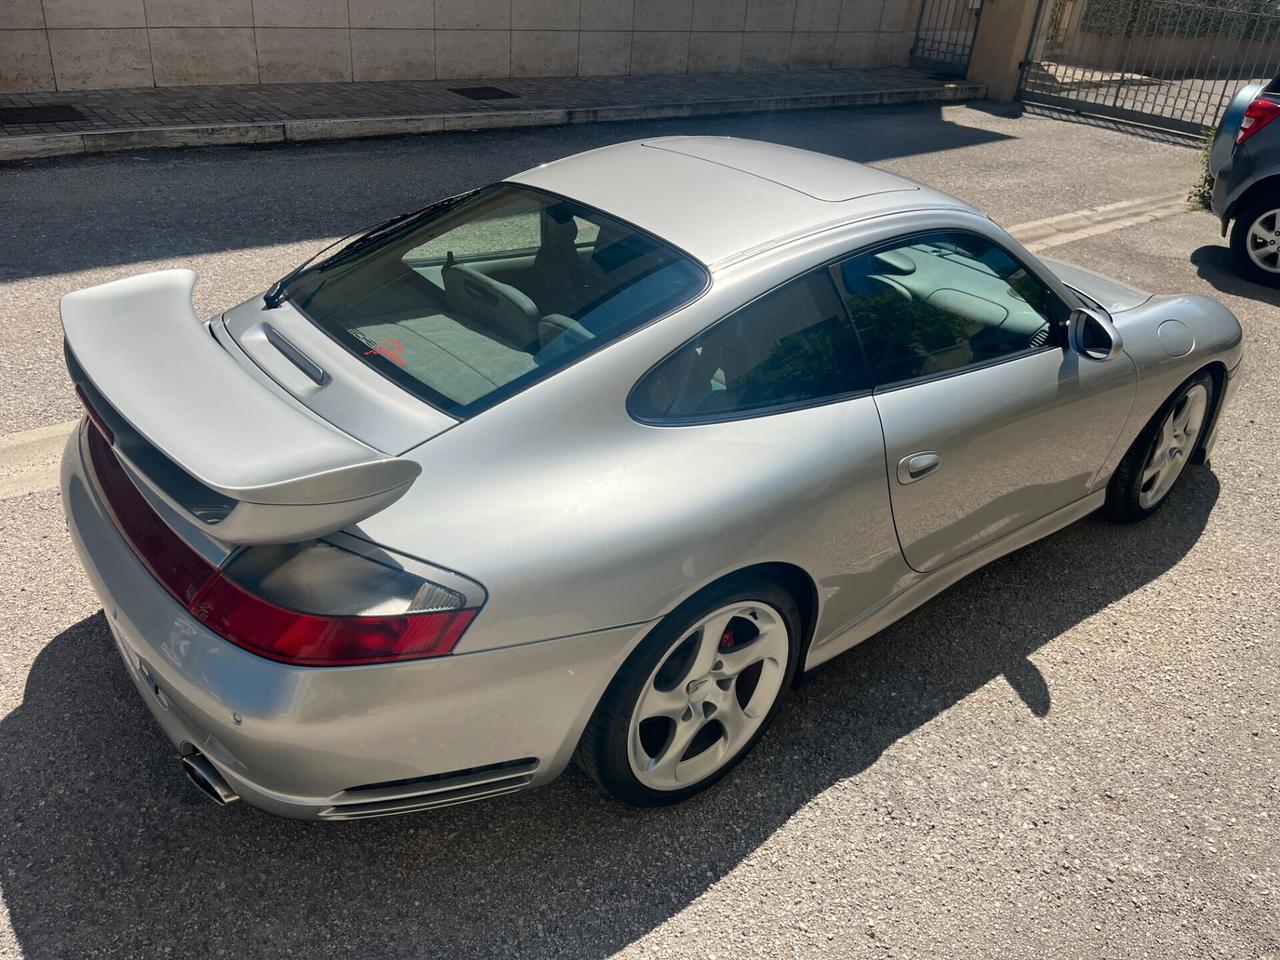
[1019,0,1280,133]
[910,0,986,76]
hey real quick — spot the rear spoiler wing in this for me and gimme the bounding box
[61,269,420,545]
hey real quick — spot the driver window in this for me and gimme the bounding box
[832,232,1065,387]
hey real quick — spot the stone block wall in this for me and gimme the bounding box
[0,0,918,91]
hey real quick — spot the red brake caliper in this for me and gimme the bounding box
[718,622,735,650]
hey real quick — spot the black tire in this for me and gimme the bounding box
[577,575,801,807]
[1105,370,1216,523]
[1229,192,1280,288]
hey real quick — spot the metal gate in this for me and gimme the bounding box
[1019,0,1280,133]
[910,0,986,76]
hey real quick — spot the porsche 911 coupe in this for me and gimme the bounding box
[60,138,1243,818]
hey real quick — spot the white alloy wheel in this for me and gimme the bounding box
[1245,206,1280,274]
[626,601,790,791]
[1137,382,1210,509]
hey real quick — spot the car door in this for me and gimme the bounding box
[628,265,910,632]
[831,229,1136,573]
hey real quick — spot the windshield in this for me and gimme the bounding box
[283,185,708,418]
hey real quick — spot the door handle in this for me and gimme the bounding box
[897,451,941,485]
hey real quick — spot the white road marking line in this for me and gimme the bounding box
[1021,200,1191,253]
[0,419,78,501]
[0,195,1198,502]
[1007,192,1189,251]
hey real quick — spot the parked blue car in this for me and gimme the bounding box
[1211,74,1280,286]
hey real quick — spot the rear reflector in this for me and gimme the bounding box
[1237,97,1280,144]
[84,423,477,665]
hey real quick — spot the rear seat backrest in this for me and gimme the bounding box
[442,262,541,350]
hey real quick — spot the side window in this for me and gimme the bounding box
[630,270,868,422]
[832,232,1066,387]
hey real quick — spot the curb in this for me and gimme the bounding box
[0,82,984,162]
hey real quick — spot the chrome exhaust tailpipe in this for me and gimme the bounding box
[182,753,240,806]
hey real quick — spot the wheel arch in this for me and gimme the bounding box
[1191,359,1229,465]
[1227,172,1280,227]
[666,561,821,686]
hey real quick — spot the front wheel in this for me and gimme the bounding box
[1105,371,1215,522]
[577,578,800,806]
[1229,193,1280,287]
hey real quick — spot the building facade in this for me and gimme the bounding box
[0,0,919,92]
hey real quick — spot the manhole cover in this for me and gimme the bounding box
[0,104,87,124]
[447,85,519,101]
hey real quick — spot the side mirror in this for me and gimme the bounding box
[1068,307,1124,361]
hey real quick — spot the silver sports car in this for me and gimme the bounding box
[61,138,1243,819]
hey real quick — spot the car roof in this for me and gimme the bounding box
[507,137,979,268]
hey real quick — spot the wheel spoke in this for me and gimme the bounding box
[1141,457,1164,486]
[1171,400,1192,434]
[687,610,733,681]
[673,737,728,784]
[717,697,750,745]
[638,683,690,721]
[649,713,705,780]
[717,644,766,676]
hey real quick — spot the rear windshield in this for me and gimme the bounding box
[283,184,707,418]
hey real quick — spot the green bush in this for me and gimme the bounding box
[1081,0,1280,40]
[1188,126,1216,211]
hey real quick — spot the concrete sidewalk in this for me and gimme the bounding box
[0,66,982,161]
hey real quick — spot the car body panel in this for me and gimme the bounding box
[805,488,1107,670]
[1211,78,1280,230]
[1210,82,1265,179]
[63,424,648,817]
[355,206,1092,651]
[1039,256,1152,313]
[58,137,1246,818]
[874,344,1136,572]
[218,295,457,456]
[61,269,424,544]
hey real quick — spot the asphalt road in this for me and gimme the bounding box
[0,102,1277,959]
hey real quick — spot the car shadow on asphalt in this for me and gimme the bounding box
[1189,244,1280,306]
[0,470,1218,958]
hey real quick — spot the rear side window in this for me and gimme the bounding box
[630,270,869,422]
[283,185,706,418]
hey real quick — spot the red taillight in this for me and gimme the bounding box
[87,421,214,606]
[84,425,475,665]
[1237,97,1280,144]
[189,574,476,666]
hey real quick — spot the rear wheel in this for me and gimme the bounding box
[1230,193,1280,287]
[578,577,800,806]
[1105,371,1214,522]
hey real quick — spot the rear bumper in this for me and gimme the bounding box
[61,423,647,819]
